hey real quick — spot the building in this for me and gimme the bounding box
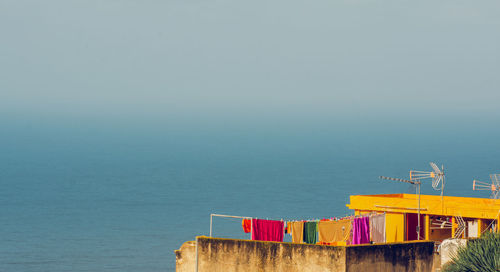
[346,193,500,242]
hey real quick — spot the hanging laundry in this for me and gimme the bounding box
[303,221,318,244]
[318,219,351,244]
[318,220,336,245]
[352,217,370,245]
[251,219,284,242]
[342,220,352,242]
[242,219,252,233]
[290,221,304,243]
[370,214,385,243]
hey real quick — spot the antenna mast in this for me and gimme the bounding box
[380,162,445,241]
[379,176,422,240]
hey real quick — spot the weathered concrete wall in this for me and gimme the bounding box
[175,241,196,272]
[196,237,345,272]
[175,237,435,272]
[345,242,435,272]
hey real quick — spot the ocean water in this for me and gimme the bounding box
[1,117,499,271]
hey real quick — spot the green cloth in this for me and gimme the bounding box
[303,221,318,244]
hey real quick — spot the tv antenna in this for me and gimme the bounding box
[410,162,445,197]
[472,174,500,199]
[379,175,422,240]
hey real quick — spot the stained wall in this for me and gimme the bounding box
[175,237,435,272]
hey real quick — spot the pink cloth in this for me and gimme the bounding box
[352,217,370,245]
[251,219,284,242]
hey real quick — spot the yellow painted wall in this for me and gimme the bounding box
[385,213,405,242]
[497,214,500,232]
[425,215,430,240]
[479,219,494,236]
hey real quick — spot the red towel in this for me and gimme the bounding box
[251,219,284,242]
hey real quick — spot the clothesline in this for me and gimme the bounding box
[281,213,355,223]
[210,214,288,238]
[210,212,387,246]
[285,213,385,245]
[284,211,381,223]
[210,212,377,225]
[210,214,253,237]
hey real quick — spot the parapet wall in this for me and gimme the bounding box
[175,237,435,272]
[345,242,434,272]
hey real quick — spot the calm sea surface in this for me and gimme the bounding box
[1,118,498,271]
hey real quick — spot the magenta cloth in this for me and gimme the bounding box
[251,219,284,242]
[352,217,370,245]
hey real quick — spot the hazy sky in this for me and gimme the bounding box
[1,0,499,124]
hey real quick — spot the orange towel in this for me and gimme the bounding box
[290,221,304,243]
[242,219,252,233]
[318,219,351,244]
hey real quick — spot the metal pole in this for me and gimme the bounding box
[441,165,445,198]
[195,236,199,272]
[209,213,252,238]
[250,218,252,240]
[441,165,445,214]
[210,214,213,237]
[379,176,422,240]
[417,182,421,240]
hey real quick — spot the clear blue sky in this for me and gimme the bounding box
[1,0,499,125]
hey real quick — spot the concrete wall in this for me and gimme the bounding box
[194,237,345,272]
[175,237,435,272]
[346,243,434,272]
[175,241,196,272]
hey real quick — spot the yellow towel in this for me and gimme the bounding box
[290,221,304,243]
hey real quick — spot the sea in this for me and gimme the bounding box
[1,115,499,271]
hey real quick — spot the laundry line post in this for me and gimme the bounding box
[209,213,253,238]
[210,214,213,237]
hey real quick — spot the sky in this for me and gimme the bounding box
[1,0,500,127]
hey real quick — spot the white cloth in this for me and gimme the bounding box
[468,220,478,238]
[370,214,386,243]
